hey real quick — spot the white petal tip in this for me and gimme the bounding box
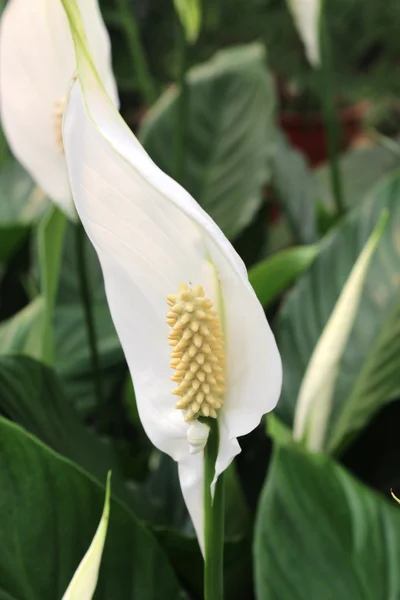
[187,420,210,454]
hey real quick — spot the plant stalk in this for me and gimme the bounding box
[115,0,157,106]
[204,420,224,600]
[75,223,102,408]
[319,5,345,217]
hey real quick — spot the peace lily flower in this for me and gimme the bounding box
[0,0,118,218]
[61,0,282,551]
[287,0,321,67]
[62,474,111,600]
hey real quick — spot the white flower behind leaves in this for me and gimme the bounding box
[62,473,111,600]
[0,0,118,218]
[287,0,322,67]
[61,0,282,552]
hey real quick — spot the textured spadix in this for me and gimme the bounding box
[61,0,282,552]
[0,0,118,217]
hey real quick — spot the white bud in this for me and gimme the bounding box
[187,420,210,454]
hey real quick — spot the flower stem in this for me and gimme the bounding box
[319,5,345,217]
[204,420,224,600]
[115,0,157,106]
[175,21,189,182]
[75,223,102,408]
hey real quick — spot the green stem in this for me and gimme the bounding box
[115,0,157,106]
[204,420,224,600]
[175,22,190,182]
[75,223,103,407]
[319,6,345,217]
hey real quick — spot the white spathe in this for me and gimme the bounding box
[62,473,111,600]
[287,0,321,67]
[293,213,387,452]
[61,0,282,553]
[0,0,118,218]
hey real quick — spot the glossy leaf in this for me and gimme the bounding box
[0,416,185,599]
[140,43,276,239]
[255,443,400,599]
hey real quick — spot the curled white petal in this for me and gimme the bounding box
[61,0,282,551]
[187,421,210,454]
[0,0,118,217]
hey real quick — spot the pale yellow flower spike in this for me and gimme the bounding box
[167,282,225,422]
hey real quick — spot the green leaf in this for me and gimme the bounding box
[140,43,276,240]
[254,443,400,599]
[276,171,400,453]
[37,205,67,364]
[316,140,400,212]
[174,0,202,43]
[0,355,157,522]
[53,223,124,414]
[248,245,318,307]
[271,133,318,244]
[0,160,49,260]
[0,416,185,599]
[0,297,46,360]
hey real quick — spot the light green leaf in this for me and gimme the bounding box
[174,0,201,43]
[140,43,276,240]
[254,443,400,599]
[294,212,387,451]
[0,416,185,599]
[276,171,400,453]
[62,473,111,600]
[37,205,67,364]
[249,245,318,308]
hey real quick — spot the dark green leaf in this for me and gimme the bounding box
[54,223,125,414]
[276,171,400,452]
[255,443,400,599]
[0,160,49,260]
[140,43,276,239]
[0,416,185,599]
[0,297,45,360]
